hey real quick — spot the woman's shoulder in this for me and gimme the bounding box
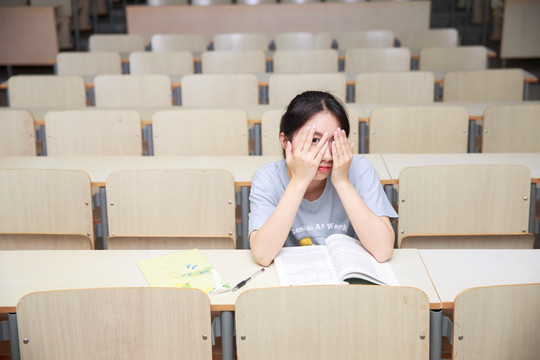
[253,159,286,181]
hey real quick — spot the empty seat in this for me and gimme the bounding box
[94,74,173,107]
[354,71,434,103]
[345,48,411,72]
[337,30,395,50]
[180,74,259,106]
[268,73,347,106]
[213,32,269,51]
[201,50,266,74]
[150,33,208,52]
[89,34,146,54]
[273,49,339,73]
[0,109,36,156]
[274,31,332,50]
[7,75,87,107]
[419,46,488,71]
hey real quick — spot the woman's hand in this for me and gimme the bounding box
[330,128,354,187]
[285,125,329,188]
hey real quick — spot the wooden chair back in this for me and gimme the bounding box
[482,103,540,152]
[419,46,487,71]
[399,28,459,50]
[397,164,533,248]
[17,288,212,360]
[0,110,36,156]
[236,285,430,360]
[345,48,411,72]
[201,50,266,74]
[442,69,524,102]
[44,110,143,156]
[129,51,194,76]
[368,106,469,153]
[213,32,269,51]
[336,30,395,50]
[106,169,236,249]
[180,74,259,106]
[56,52,122,76]
[268,73,347,105]
[152,109,249,155]
[273,49,339,73]
[7,75,87,107]
[354,71,434,103]
[0,169,94,249]
[150,33,208,52]
[94,74,172,107]
[274,31,332,50]
[89,34,146,54]
[452,284,540,360]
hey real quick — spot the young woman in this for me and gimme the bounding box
[248,91,397,267]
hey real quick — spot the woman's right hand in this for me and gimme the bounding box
[285,125,329,188]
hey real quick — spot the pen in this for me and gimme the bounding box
[231,268,265,292]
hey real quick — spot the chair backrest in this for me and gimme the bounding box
[442,69,524,102]
[337,30,395,50]
[482,103,540,152]
[452,284,540,360]
[261,106,360,155]
[397,164,533,248]
[213,32,269,51]
[89,34,146,54]
[273,49,339,73]
[235,285,430,360]
[345,48,411,72]
[106,169,236,249]
[180,74,259,106]
[368,106,469,153]
[268,73,347,106]
[17,288,212,360]
[94,74,172,107]
[0,109,37,156]
[274,31,332,50]
[44,110,143,156]
[56,52,122,76]
[7,75,87,107]
[147,0,189,5]
[419,46,487,71]
[354,71,434,103]
[152,109,249,155]
[128,51,194,76]
[399,28,459,50]
[0,168,94,249]
[201,50,266,74]
[150,33,208,52]
[191,0,231,5]
[235,0,274,4]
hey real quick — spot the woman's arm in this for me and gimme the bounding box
[330,129,394,262]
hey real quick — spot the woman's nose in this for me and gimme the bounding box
[323,143,333,160]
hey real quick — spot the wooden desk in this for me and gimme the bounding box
[0,248,440,360]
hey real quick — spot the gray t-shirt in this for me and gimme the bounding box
[248,156,398,247]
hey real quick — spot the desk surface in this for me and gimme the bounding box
[0,248,440,313]
[419,249,540,309]
[381,152,540,184]
[0,154,391,187]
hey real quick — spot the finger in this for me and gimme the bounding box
[315,140,329,162]
[311,132,329,155]
[285,140,293,160]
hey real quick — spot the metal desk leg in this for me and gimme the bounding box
[467,119,476,153]
[482,0,491,45]
[359,122,367,154]
[9,313,20,360]
[72,0,80,51]
[241,186,250,249]
[529,184,537,234]
[254,123,262,156]
[524,82,530,100]
[98,187,109,249]
[220,311,235,360]
[92,0,98,32]
[430,309,442,360]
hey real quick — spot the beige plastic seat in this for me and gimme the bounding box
[7,75,87,107]
[94,74,173,107]
[419,46,487,71]
[0,168,94,249]
[201,50,266,74]
[452,284,540,360]
[354,71,434,103]
[268,73,347,106]
[274,31,332,50]
[180,74,259,106]
[150,33,208,52]
[0,110,36,156]
[128,51,194,76]
[17,288,213,360]
[482,103,540,152]
[213,32,269,51]
[368,106,469,153]
[152,109,249,155]
[44,110,143,156]
[235,285,430,360]
[56,52,122,76]
[397,164,534,249]
[89,34,146,54]
[399,28,459,50]
[336,30,395,50]
[106,169,237,249]
[442,69,524,102]
[345,48,411,72]
[273,49,339,73]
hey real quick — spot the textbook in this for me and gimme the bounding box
[137,249,231,294]
[274,234,399,286]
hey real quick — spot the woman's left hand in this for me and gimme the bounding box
[330,128,354,186]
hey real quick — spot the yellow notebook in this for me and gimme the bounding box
[137,249,230,294]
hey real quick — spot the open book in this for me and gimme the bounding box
[137,249,231,294]
[274,234,399,286]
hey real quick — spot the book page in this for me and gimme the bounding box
[274,246,343,286]
[325,234,399,286]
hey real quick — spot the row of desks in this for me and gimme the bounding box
[1,248,539,360]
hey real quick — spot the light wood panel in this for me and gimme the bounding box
[399,28,459,50]
[7,75,87,107]
[94,74,173,107]
[128,51,194,75]
[345,48,410,72]
[213,32,269,51]
[56,52,122,76]
[201,50,266,74]
[150,33,208,52]
[268,73,347,105]
[419,46,487,71]
[500,0,540,59]
[180,74,259,106]
[89,34,146,53]
[336,30,395,50]
[273,49,339,73]
[354,71,434,103]
[0,109,36,156]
